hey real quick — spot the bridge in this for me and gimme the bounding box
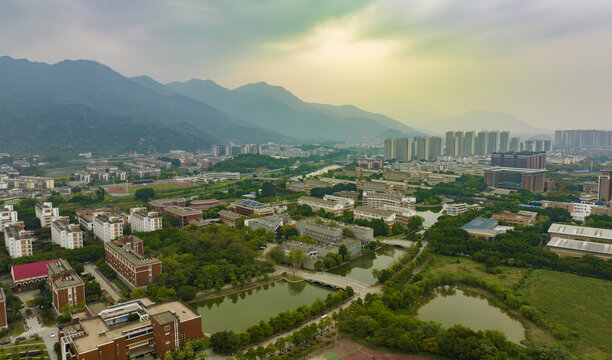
[382,239,415,249]
[277,266,372,293]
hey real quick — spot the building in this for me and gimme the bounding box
[554,129,612,147]
[0,288,6,328]
[463,131,476,155]
[484,167,547,192]
[129,208,162,232]
[446,203,480,216]
[58,298,202,360]
[541,200,575,213]
[384,138,397,160]
[381,205,416,225]
[598,169,612,202]
[0,204,18,227]
[461,217,512,240]
[159,206,202,227]
[356,179,408,193]
[189,199,221,210]
[394,138,412,161]
[244,214,290,233]
[105,236,162,288]
[428,137,443,160]
[229,199,274,217]
[491,211,538,226]
[486,132,500,154]
[547,223,612,243]
[363,191,415,209]
[4,222,34,258]
[35,202,60,227]
[11,259,58,292]
[47,259,85,314]
[297,196,345,216]
[490,151,546,169]
[546,237,612,260]
[202,172,240,181]
[499,132,510,153]
[591,206,612,217]
[322,194,355,211]
[148,198,187,211]
[353,206,396,226]
[303,179,333,192]
[93,214,124,242]
[75,206,123,230]
[51,217,84,249]
[218,210,242,226]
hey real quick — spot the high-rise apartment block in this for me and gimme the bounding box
[4,222,34,258]
[129,208,162,232]
[598,169,612,202]
[555,130,612,147]
[35,202,60,227]
[490,151,547,169]
[0,204,18,228]
[51,217,84,249]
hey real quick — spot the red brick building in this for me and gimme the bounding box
[58,298,202,360]
[490,151,547,169]
[47,259,86,314]
[0,288,7,328]
[189,199,221,210]
[105,236,162,288]
[159,206,202,226]
[229,199,274,216]
[11,259,58,293]
[148,198,187,211]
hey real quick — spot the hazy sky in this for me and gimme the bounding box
[1,0,611,130]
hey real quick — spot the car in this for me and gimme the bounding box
[16,336,26,341]
[49,333,55,338]
[29,333,38,338]
[0,340,10,345]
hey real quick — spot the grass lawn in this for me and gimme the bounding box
[425,255,526,288]
[516,270,612,360]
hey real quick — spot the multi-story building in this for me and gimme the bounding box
[75,206,123,230]
[446,203,480,216]
[509,137,521,152]
[105,236,162,288]
[486,132,500,154]
[295,218,372,249]
[245,214,291,233]
[51,217,84,249]
[546,237,612,260]
[35,202,60,227]
[416,137,429,160]
[0,288,6,328]
[428,137,443,160]
[490,151,546,169]
[356,179,408,193]
[158,206,202,227]
[394,137,412,161]
[322,194,355,211]
[554,129,612,148]
[218,210,242,226]
[129,208,162,232]
[548,223,612,243]
[148,198,187,212]
[353,206,396,226]
[0,204,18,227]
[483,167,547,192]
[461,217,511,240]
[491,210,538,226]
[58,298,202,360]
[499,132,510,153]
[189,199,221,210]
[93,214,124,242]
[11,259,58,292]
[297,196,345,216]
[463,131,476,155]
[381,205,416,225]
[362,191,415,209]
[47,259,85,314]
[475,132,487,155]
[598,169,612,202]
[384,138,397,160]
[229,199,274,217]
[4,222,34,258]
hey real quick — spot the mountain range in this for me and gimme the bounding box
[0,56,423,157]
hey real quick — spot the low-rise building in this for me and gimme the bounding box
[446,203,480,216]
[189,199,221,210]
[357,179,408,193]
[304,179,333,192]
[75,206,123,230]
[322,194,355,211]
[461,217,512,240]
[218,210,242,226]
[491,211,538,226]
[353,206,396,226]
[35,202,60,227]
[51,217,84,249]
[547,223,612,243]
[0,204,18,227]
[4,222,34,258]
[11,259,58,292]
[229,199,274,216]
[58,298,202,360]
[159,206,202,226]
[362,191,415,209]
[129,208,162,232]
[0,288,7,328]
[245,214,291,233]
[546,237,612,260]
[47,259,85,314]
[381,205,417,225]
[105,236,162,288]
[298,196,345,216]
[148,198,187,211]
[591,206,612,217]
[93,214,124,242]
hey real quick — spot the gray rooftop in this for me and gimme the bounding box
[547,237,612,256]
[548,223,612,240]
[105,240,161,267]
[354,206,395,218]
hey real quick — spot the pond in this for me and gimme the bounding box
[416,287,525,343]
[328,246,406,285]
[192,281,333,334]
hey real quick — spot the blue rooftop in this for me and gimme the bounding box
[461,217,498,231]
[236,199,266,208]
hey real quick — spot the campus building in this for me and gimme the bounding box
[0,204,18,227]
[148,198,187,211]
[129,208,162,232]
[357,179,408,193]
[297,196,345,216]
[483,167,547,192]
[446,203,480,216]
[0,288,7,328]
[76,206,124,230]
[47,259,86,314]
[11,259,58,292]
[461,217,512,240]
[158,206,202,227]
[218,210,242,227]
[353,206,396,226]
[491,211,538,226]
[93,214,124,242]
[490,151,547,170]
[546,237,612,260]
[229,199,274,217]
[4,222,34,258]
[362,191,415,209]
[547,223,612,243]
[58,298,202,360]
[51,217,84,249]
[105,236,162,288]
[35,202,60,227]
[598,169,612,202]
[322,195,355,211]
[189,199,221,210]
[244,214,291,233]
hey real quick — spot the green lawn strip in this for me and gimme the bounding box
[424,255,525,288]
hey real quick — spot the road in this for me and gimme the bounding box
[84,263,123,302]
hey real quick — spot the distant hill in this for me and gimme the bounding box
[426,110,551,135]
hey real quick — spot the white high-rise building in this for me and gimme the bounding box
[0,204,18,228]
[35,202,60,227]
[4,222,33,258]
[51,217,84,249]
[93,214,124,242]
[129,208,163,233]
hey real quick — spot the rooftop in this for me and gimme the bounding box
[47,259,74,278]
[354,206,395,218]
[11,259,59,281]
[162,205,202,216]
[547,237,612,256]
[235,199,269,209]
[548,224,612,240]
[484,167,546,174]
[85,302,108,317]
[299,196,341,207]
[105,240,160,267]
[462,217,499,231]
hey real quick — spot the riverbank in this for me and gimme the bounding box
[188,275,284,304]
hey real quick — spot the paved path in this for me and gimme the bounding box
[382,239,415,249]
[84,263,123,302]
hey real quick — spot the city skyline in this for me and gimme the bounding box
[2,1,612,130]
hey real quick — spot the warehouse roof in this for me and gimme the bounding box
[547,237,612,257]
[548,223,612,241]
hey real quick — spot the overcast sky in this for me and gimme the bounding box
[2,0,611,130]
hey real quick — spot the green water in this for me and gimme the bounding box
[192,281,333,333]
[417,287,525,343]
[329,246,405,285]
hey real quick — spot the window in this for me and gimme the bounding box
[164,325,170,331]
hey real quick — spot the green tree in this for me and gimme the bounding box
[210,331,241,354]
[135,187,155,201]
[288,249,306,273]
[338,244,350,261]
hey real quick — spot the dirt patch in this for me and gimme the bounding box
[312,338,431,360]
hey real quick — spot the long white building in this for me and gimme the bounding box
[298,196,345,216]
[353,206,396,226]
[4,222,34,258]
[129,207,162,232]
[93,214,124,242]
[0,204,18,227]
[362,191,415,209]
[35,202,60,227]
[51,217,83,249]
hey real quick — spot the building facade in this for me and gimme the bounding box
[93,214,124,242]
[229,199,274,217]
[47,259,86,314]
[129,208,162,232]
[51,217,84,249]
[484,167,546,192]
[353,206,396,226]
[4,222,34,258]
[297,196,345,216]
[490,151,546,170]
[491,210,538,226]
[105,236,162,288]
[35,202,60,227]
[598,169,612,202]
[0,204,18,228]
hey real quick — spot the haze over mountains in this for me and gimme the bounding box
[0,56,423,157]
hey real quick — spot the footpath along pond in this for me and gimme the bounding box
[417,287,526,343]
[192,281,333,333]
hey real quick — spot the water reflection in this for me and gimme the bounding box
[329,246,405,285]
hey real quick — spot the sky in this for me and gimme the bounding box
[1,0,612,130]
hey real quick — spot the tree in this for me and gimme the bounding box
[392,222,405,235]
[338,244,350,261]
[288,249,306,273]
[135,188,155,201]
[177,285,198,301]
[267,246,286,264]
[407,216,424,232]
[210,331,241,354]
[259,182,276,198]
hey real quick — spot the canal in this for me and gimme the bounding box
[192,281,333,334]
[417,287,525,343]
[328,246,406,285]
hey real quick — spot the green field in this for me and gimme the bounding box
[426,255,526,288]
[516,270,612,360]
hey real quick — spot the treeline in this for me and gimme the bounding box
[211,154,295,173]
[210,287,353,354]
[136,225,275,301]
[372,239,423,283]
[309,183,356,198]
[583,214,612,229]
[426,214,612,280]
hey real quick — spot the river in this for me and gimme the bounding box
[328,246,406,285]
[417,287,525,343]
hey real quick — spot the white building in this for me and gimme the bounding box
[51,217,83,249]
[362,191,415,209]
[35,202,60,227]
[447,203,481,216]
[298,196,345,216]
[571,201,595,222]
[353,206,396,226]
[129,207,162,233]
[322,194,355,211]
[381,205,417,225]
[93,214,124,242]
[4,222,33,258]
[0,204,18,227]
